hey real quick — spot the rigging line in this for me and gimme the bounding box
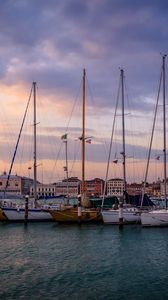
[69,141,81,177]
[101,76,121,209]
[48,81,82,183]
[4,85,33,195]
[35,85,46,184]
[49,142,64,183]
[86,75,110,160]
[18,121,27,175]
[86,75,95,106]
[18,103,32,175]
[86,75,119,170]
[86,74,107,147]
[124,76,139,182]
[141,68,163,207]
[36,85,46,177]
[36,86,58,173]
[65,80,82,132]
[28,123,34,169]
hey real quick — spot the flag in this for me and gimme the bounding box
[79,136,92,142]
[113,159,118,164]
[156,156,160,160]
[61,133,67,140]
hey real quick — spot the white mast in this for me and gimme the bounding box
[78,69,86,223]
[33,82,37,206]
[119,69,125,226]
[64,136,69,202]
[121,69,126,193]
[162,55,167,208]
[82,69,86,200]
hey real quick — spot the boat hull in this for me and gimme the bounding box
[0,208,8,221]
[102,209,141,224]
[2,207,53,222]
[50,208,102,223]
[141,210,168,227]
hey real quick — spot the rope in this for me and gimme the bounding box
[141,68,163,207]
[4,86,33,195]
[101,76,121,208]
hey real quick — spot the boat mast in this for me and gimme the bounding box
[121,69,126,194]
[162,55,167,208]
[33,82,37,205]
[119,69,125,226]
[82,69,86,199]
[64,137,69,202]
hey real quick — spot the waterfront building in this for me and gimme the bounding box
[84,178,104,197]
[142,180,161,198]
[30,183,55,198]
[160,179,168,198]
[0,172,34,196]
[54,177,81,197]
[107,178,124,196]
[127,182,142,195]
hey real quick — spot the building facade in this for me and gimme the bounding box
[160,180,168,198]
[84,178,104,197]
[127,183,142,195]
[30,183,55,198]
[107,178,124,197]
[0,172,34,196]
[54,177,81,197]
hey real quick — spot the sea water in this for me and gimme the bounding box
[0,223,168,300]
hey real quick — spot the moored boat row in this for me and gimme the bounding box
[0,200,166,226]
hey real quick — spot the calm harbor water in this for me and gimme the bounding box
[0,223,168,300]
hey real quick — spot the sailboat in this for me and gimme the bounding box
[1,82,52,221]
[49,69,102,223]
[101,69,141,224]
[141,55,168,226]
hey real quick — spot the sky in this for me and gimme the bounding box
[0,0,168,184]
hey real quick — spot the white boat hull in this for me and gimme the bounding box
[141,210,168,227]
[2,207,52,221]
[102,208,141,224]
